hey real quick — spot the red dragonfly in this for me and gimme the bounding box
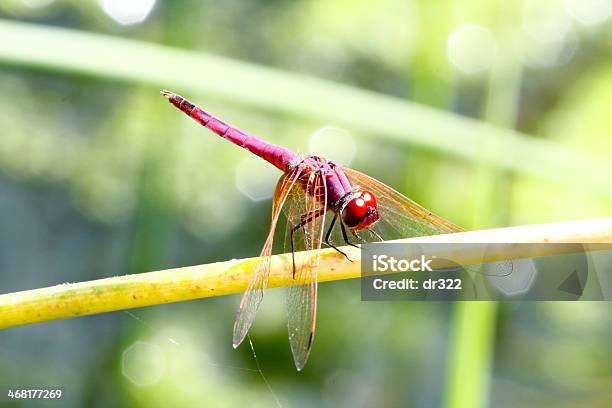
[161,90,462,370]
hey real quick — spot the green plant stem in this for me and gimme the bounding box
[445,17,524,407]
[0,218,610,331]
[445,302,498,408]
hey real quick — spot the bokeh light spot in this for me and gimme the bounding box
[447,24,497,74]
[487,259,538,297]
[564,0,612,25]
[234,156,282,201]
[523,0,572,43]
[309,126,356,165]
[99,0,156,26]
[516,29,578,69]
[122,341,166,387]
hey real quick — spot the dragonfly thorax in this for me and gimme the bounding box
[340,190,380,231]
[294,155,353,205]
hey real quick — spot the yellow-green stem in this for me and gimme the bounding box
[0,218,609,330]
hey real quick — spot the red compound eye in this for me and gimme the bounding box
[342,191,379,229]
[346,198,367,222]
[360,191,377,207]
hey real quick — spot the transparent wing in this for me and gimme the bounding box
[342,166,463,241]
[343,167,513,277]
[282,170,328,370]
[232,167,302,348]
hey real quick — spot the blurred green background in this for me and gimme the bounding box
[0,0,611,407]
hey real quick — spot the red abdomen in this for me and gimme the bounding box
[162,91,299,172]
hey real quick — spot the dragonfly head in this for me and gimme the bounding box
[341,191,380,231]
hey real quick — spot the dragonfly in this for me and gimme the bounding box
[161,90,463,370]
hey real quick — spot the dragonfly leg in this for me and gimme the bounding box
[340,221,361,249]
[368,229,384,242]
[324,214,352,262]
[351,230,365,244]
[351,229,380,259]
[290,208,326,279]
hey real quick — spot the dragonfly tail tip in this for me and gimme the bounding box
[160,89,173,99]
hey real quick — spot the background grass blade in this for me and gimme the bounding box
[0,19,610,198]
